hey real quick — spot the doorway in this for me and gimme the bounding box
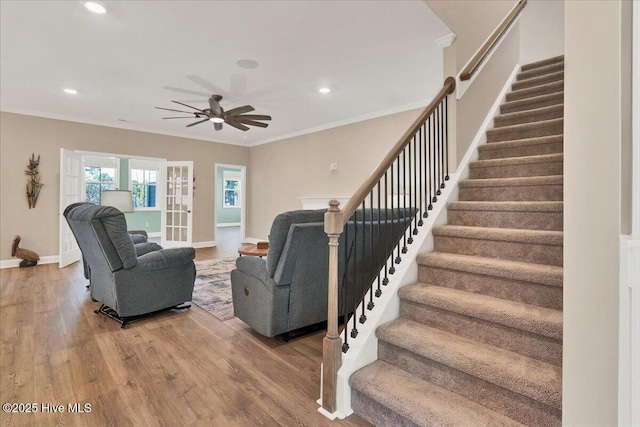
[214,164,246,253]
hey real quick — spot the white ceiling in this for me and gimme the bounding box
[0,1,451,147]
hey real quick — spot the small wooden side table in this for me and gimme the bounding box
[238,244,268,258]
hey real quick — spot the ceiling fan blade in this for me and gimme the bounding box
[224,119,250,131]
[233,118,269,128]
[172,100,205,112]
[235,114,271,121]
[214,122,223,131]
[155,106,197,114]
[163,86,211,98]
[225,105,255,117]
[186,118,211,128]
[163,116,199,119]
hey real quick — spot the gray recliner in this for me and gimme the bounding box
[230,208,414,338]
[64,203,196,327]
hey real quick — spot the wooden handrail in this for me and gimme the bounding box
[339,76,456,224]
[459,0,527,81]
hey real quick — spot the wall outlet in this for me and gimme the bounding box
[330,162,338,171]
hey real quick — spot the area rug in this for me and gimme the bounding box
[192,257,237,321]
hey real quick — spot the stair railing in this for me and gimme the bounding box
[321,76,456,413]
[459,0,527,81]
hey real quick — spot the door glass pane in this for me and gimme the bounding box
[181,228,187,241]
[167,212,173,225]
[181,212,187,225]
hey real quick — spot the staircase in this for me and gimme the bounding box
[350,56,564,426]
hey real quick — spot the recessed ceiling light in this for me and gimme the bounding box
[63,88,78,95]
[84,2,107,14]
[318,87,331,94]
[236,59,259,69]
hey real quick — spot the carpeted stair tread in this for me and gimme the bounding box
[471,152,563,170]
[512,71,564,91]
[516,61,564,81]
[478,135,563,160]
[460,175,563,189]
[494,104,563,128]
[398,283,562,340]
[417,252,563,288]
[487,118,563,143]
[520,55,564,72]
[433,225,562,246]
[448,200,563,213]
[500,91,564,114]
[350,360,526,427]
[377,319,562,409]
[506,80,564,102]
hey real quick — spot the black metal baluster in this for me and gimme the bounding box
[445,96,450,182]
[426,117,432,212]
[438,102,444,194]
[351,211,358,339]
[436,104,442,196]
[376,182,382,296]
[404,145,411,249]
[401,148,408,253]
[413,134,419,234]
[383,172,390,283]
[359,201,367,324]
[430,112,437,206]
[389,163,395,274]
[395,155,402,264]
[367,192,375,310]
[419,124,424,224]
[342,222,349,352]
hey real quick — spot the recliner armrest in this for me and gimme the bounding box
[235,256,271,284]
[135,247,195,271]
[135,242,162,256]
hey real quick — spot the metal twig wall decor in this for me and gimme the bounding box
[25,153,43,209]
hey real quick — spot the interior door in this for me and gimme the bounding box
[161,161,193,248]
[59,148,83,267]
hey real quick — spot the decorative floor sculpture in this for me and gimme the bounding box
[11,235,39,267]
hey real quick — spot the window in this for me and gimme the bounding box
[129,160,160,210]
[83,156,119,204]
[223,170,241,208]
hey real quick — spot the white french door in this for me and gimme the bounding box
[161,161,194,248]
[59,148,83,267]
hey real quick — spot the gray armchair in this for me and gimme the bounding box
[64,203,196,328]
[230,208,414,338]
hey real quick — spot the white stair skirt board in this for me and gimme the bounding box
[1,255,60,269]
[321,63,520,419]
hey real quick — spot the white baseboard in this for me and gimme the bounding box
[192,241,216,249]
[0,255,59,269]
[147,232,161,238]
[216,223,241,228]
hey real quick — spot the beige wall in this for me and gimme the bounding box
[563,1,622,425]
[426,0,517,74]
[0,112,249,261]
[246,109,421,239]
[455,24,520,167]
[519,0,564,65]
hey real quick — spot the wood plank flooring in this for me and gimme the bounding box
[0,247,370,426]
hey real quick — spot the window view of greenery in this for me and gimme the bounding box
[224,179,240,207]
[85,166,116,204]
[131,168,157,208]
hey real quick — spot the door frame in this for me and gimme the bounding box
[214,163,246,243]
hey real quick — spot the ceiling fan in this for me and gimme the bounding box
[155,94,271,131]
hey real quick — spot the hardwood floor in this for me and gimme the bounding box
[0,251,370,426]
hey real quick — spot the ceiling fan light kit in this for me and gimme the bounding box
[156,94,271,132]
